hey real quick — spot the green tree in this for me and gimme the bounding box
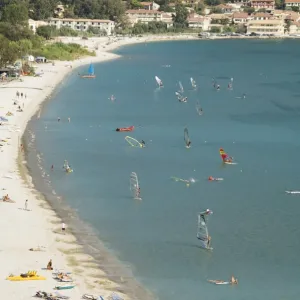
[18,39,32,57]
[29,0,58,20]
[235,25,247,34]
[204,0,220,6]
[291,6,299,11]
[210,26,221,33]
[243,7,255,14]
[172,3,188,28]
[36,25,57,39]
[1,2,28,25]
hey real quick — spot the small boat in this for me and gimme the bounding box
[55,284,75,290]
[81,63,96,78]
[116,126,134,132]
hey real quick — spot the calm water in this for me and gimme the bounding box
[28,40,300,300]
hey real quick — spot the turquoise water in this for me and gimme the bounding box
[28,40,300,300]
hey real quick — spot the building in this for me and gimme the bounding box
[252,12,272,20]
[246,19,284,35]
[250,0,275,12]
[187,14,211,30]
[140,1,160,10]
[162,13,174,28]
[125,9,163,25]
[232,12,250,23]
[289,21,300,34]
[48,18,115,35]
[28,19,48,33]
[215,4,233,14]
[285,0,300,8]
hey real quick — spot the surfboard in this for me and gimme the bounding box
[224,162,237,165]
[285,191,300,194]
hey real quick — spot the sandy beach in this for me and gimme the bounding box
[0,35,174,300]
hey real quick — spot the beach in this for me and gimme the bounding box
[0,35,178,300]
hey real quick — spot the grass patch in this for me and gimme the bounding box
[32,42,96,61]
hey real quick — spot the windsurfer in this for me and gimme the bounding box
[208,176,214,181]
[136,187,141,198]
[141,140,146,147]
[186,141,191,148]
[207,235,211,247]
[230,275,238,285]
[116,128,120,131]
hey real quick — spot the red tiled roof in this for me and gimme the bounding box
[126,9,162,14]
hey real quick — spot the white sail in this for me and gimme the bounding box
[178,81,184,93]
[190,77,197,89]
[196,101,203,115]
[155,76,163,87]
[197,210,213,250]
[130,172,142,200]
[63,160,69,170]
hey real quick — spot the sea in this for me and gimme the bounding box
[24,39,300,300]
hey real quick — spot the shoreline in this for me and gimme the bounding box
[0,34,295,299]
[0,36,159,299]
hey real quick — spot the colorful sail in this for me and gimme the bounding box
[88,64,94,75]
[197,209,213,250]
[219,148,228,161]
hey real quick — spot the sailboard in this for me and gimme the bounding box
[63,160,73,173]
[208,280,230,285]
[184,127,191,148]
[155,76,163,87]
[130,172,142,200]
[285,191,300,194]
[219,148,236,164]
[196,101,203,115]
[178,81,184,93]
[81,63,96,78]
[175,91,183,100]
[190,77,197,89]
[125,136,143,148]
[197,210,213,250]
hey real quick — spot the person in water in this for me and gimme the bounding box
[208,176,214,181]
[116,128,120,131]
[141,140,146,147]
[186,141,191,148]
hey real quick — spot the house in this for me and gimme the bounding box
[250,0,275,12]
[285,0,300,8]
[252,12,272,20]
[215,4,233,14]
[289,21,300,34]
[210,13,232,24]
[140,1,160,10]
[232,12,250,24]
[28,19,48,33]
[48,18,115,35]
[187,14,211,30]
[162,13,174,28]
[246,19,285,35]
[125,10,163,25]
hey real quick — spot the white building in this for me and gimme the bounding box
[246,19,285,35]
[48,18,115,35]
[285,0,300,7]
[139,1,160,10]
[28,19,48,33]
[126,9,163,25]
[187,14,211,31]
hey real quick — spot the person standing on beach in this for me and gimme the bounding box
[51,164,54,171]
[21,92,23,98]
[25,199,28,210]
[62,222,66,233]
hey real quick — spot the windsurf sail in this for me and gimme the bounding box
[178,81,184,93]
[63,160,69,170]
[196,101,203,115]
[125,136,143,148]
[219,148,230,162]
[155,76,163,87]
[197,210,213,250]
[190,77,196,89]
[184,127,190,147]
[88,63,94,76]
[130,172,141,200]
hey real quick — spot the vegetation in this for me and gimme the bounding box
[0,1,95,68]
[32,42,95,60]
[172,3,188,28]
